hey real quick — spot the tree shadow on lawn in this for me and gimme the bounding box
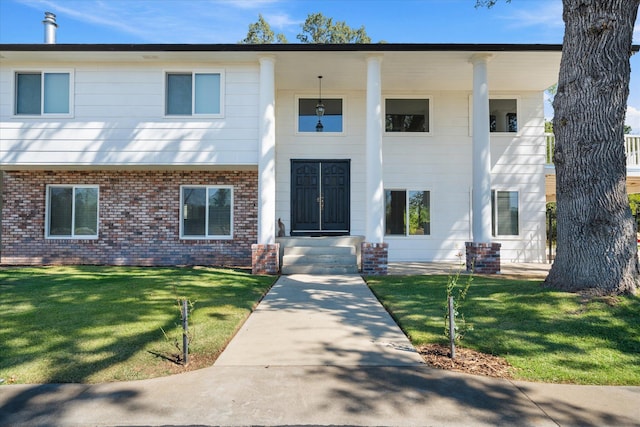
[0,266,273,384]
[368,275,640,383]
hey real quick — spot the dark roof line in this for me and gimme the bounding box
[0,42,569,52]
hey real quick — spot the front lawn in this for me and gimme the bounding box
[367,274,640,385]
[0,266,275,384]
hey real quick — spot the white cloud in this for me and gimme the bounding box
[498,0,564,31]
[627,106,640,134]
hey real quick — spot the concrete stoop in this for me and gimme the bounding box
[276,236,364,275]
[281,245,358,275]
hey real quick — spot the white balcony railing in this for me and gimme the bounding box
[545,133,640,167]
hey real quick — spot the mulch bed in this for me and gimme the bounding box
[417,344,514,379]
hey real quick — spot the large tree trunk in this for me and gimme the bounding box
[545,0,639,295]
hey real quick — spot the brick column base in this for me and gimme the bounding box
[251,243,280,275]
[465,242,501,274]
[361,242,389,275]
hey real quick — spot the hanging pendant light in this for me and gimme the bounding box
[315,76,324,132]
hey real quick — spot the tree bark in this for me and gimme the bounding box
[545,0,640,295]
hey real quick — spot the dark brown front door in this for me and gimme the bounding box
[290,160,350,236]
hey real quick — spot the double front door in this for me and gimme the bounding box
[290,160,350,236]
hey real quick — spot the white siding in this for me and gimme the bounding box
[0,62,260,167]
[382,91,546,263]
[274,88,546,263]
[275,90,368,237]
[490,92,547,262]
[383,92,474,262]
[0,52,549,263]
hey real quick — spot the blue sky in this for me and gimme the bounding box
[1,0,639,131]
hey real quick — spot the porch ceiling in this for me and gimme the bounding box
[273,50,562,92]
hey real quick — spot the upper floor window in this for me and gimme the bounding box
[492,190,519,236]
[15,71,72,116]
[385,98,430,132]
[298,98,343,132]
[180,185,233,239]
[46,185,99,239]
[489,99,517,132]
[166,72,223,116]
[385,189,431,236]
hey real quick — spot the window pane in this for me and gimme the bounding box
[409,191,430,235]
[489,99,517,132]
[495,191,519,235]
[385,190,406,235]
[74,187,98,235]
[298,98,343,132]
[16,73,41,115]
[386,99,429,132]
[49,187,73,236]
[167,74,192,115]
[182,187,206,236]
[208,188,231,236]
[194,73,220,114]
[44,73,69,114]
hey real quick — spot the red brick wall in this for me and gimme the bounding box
[465,241,501,274]
[251,243,280,275]
[361,242,389,275]
[1,170,257,266]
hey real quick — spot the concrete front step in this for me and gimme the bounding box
[285,245,355,256]
[281,264,359,275]
[283,254,358,266]
[281,244,359,275]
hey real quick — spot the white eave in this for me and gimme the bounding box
[0,43,565,91]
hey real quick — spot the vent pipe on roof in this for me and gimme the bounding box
[43,12,57,44]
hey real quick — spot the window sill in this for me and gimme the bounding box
[180,236,233,241]
[13,114,74,119]
[164,114,224,119]
[46,236,98,240]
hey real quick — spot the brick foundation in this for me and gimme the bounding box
[465,242,501,274]
[1,170,257,267]
[251,243,280,275]
[361,242,389,275]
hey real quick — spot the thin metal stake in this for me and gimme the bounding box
[448,296,456,359]
[182,299,189,365]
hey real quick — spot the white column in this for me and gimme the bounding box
[365,54,384,243]
[470,54,493,243]
[257,55,276,244]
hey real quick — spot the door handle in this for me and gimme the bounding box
[316,196,324,210]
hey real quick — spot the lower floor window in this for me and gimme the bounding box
[492,190,519,236]
[385,189,431,236]
[46,185,99,238]
[181,185,233,238]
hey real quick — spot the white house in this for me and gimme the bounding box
[0,29,563,274]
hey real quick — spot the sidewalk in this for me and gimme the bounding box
[0,274,638,426]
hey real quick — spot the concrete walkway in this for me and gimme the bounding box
[1,273,638,426]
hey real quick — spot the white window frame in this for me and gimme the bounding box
[12,69,74,118]
[45,184,99,239]
[468,94,520,136]
[489,97,518,133]
[179,185,234,240]
[164,69,225,118]
[491,189,520,237]
[295,94,346,135]
[383,96,433,136]
[384,188,431,237]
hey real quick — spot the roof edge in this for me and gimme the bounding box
[0,42,567,53]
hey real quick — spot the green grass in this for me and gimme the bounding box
[367,274,640,385]
[0,266,275,384]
